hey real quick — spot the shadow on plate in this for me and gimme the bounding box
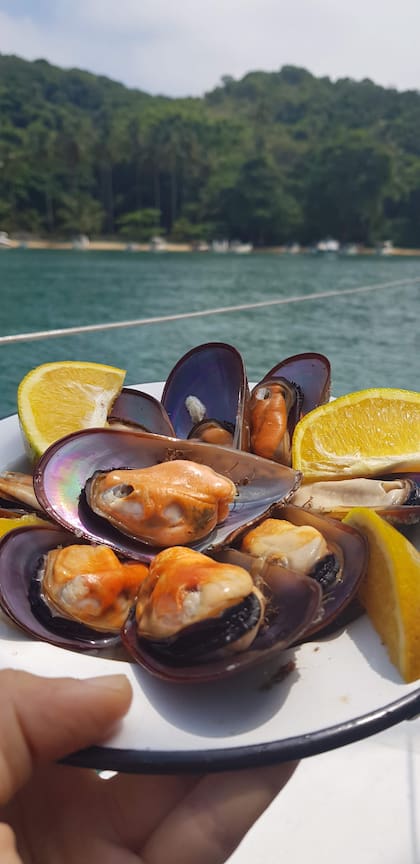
[131,648,299,738]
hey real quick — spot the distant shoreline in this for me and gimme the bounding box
[2,239,420,256]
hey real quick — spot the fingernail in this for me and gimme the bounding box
[83,674,130,694]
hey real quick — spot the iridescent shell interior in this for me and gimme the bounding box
[34,428,301,562]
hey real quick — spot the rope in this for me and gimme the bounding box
[1,276,419,346]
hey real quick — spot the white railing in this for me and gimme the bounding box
[0,277,419,345]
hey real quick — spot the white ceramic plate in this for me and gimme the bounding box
[0,382,419,774]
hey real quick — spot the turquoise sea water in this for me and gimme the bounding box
[0,249,419,419]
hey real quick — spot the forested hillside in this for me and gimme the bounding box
[1,55,420,246]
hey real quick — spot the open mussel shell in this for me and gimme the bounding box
[231,503,368,639]
[291,473,420,526]
[161,342,250,450]
[108,387,175,436]
[34,428,301,562]
[0,505,29,518]
[0,471,43,513]
[0,525,120,650]
[121,547,322,682]
[249,376,302,465]
[375,472,420,525]
[262,352,331,416]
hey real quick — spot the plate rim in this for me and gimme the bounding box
[63,687,420,773]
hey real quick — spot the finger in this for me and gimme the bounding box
[142,761,298,864]
[0,669,132,806]
[102,773,200,849]
[0,823,22,863]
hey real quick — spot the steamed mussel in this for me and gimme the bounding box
[0,526,129,650]
[241,516,340,591]
[0,472,51,536]
[233,503,368,638]
[0,471,42,513]
[85,460,237,547]
[41,543,148,632]
[135,546,266,660]
[121,502,367,681]
[248,352,331,465]
[33,427,301,561]
[122,543,323,681]
[249,377,302,465]
[291,475,420,523]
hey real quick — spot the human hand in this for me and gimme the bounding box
[0,669,297,863]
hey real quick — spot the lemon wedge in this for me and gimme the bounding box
[18,361,126,460]
[0,514,48,539]
[292,387,420,480]
[343,507,420,683]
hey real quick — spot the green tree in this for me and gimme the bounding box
[116,208,161,241]
[213,156,302,245]
[56,193,105,236]
[303,132,391,243]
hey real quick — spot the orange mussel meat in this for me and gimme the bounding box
[86,459,237,547]
[43,544,149,632]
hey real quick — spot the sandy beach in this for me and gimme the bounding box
[2,238,420,255]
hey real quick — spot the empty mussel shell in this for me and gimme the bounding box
[108,387,175,436]
[34,428,301,562]
[0,525,120,650]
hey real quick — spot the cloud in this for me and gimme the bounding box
[0,0,419,96]
[0,10,96,73]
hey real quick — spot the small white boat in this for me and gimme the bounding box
[377,240,394,256]
[72,234,90,250]
[316,238,340,254]
[149,236,168,252]
[211,239,229,253]
[231,241,253,254]
[0,231,12,248]
[340,243,359,256]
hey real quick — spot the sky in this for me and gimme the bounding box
[0,0,419,97]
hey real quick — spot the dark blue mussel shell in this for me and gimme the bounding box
[161,342,250,450]
[261,352,331,417]
[109,387,175,436]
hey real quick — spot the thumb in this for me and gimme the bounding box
[0,669,132,805]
